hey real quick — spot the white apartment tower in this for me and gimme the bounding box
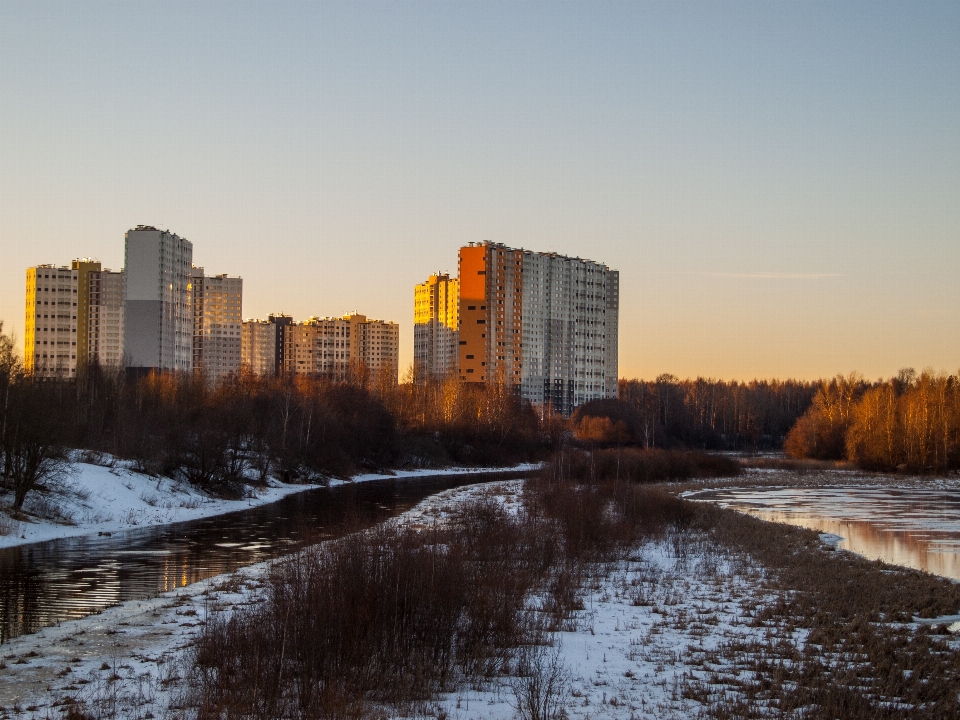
[191,268,243,382]
[87,267,125,367]
[458,242,619,415]
[124,226,193,372]
[24,264,80,377]
[25,260,126,377]
[241,319,277,377]
[241,314,292,377]
[413,273,459,381]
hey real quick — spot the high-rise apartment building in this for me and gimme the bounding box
[458,241,619,415]
[284,315,355,380]
[72,259,100,368]
[283,313,399,382]
[241,320,275,377]
[87,266,125,367]
[241,314,292,377]
[25,260,125,376]
[24,264,80,377]
[355,314,400,384]
[124,226,193,372]
[413,273,459,381]
[191,268,243,381]
[269,314,293,375]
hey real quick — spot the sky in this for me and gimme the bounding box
[1,1,958,381]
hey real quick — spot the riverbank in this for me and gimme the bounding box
[0,481,527,717]
[4,470,960,719]
[0,460,539,550]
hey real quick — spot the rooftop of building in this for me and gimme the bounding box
[463,240,614,268]
[291,313,397,326]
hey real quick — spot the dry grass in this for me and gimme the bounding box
[738,456,854,472]
[152,458,960,718]
[681,501,960,719]
[550,447,741,484]
[183,470,689,718]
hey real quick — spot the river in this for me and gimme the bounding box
[0,470,534,643]
[689,484,960,581]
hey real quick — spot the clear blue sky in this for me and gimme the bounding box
[2,1,958,380]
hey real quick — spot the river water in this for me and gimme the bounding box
[690,485,960,581]
[0,470,534,643]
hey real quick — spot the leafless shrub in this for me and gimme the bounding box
[76,449,113,467]
[510,642,569,720]
[184,465,683,717]
[22,492,75,524]
[188,505,540,717]
[0,511,19,536]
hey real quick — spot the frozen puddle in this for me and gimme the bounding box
[688,485,960,580]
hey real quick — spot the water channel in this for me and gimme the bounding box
[689,485,960,581]
[0,470,535,643]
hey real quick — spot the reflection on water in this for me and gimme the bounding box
[691,486,960,581]
[0,471,533,643]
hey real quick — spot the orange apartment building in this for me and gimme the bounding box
[455,241,619,415]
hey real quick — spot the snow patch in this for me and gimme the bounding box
[0,460,538,550]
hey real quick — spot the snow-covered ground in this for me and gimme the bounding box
[0,479,788,720]
[0,460,540,550]
[429,507,791,720]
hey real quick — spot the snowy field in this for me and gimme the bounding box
[0,459,539,550]
[4,470,958,719]
[0,479,789,720]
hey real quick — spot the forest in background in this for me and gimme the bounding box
[0,323,555,511]
[10,314,959,520]
[608,376,817,450]
[785,369,960,473]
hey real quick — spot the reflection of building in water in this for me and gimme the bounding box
[161,553,214,593]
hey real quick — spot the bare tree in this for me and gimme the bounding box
[0,321,22,493]
[3,377,69,510]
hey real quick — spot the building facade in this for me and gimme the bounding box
[72,259,100,369]
[283,313,399,383]
[87,267,125,367]
[25,261,126,376]
[355,314,400,383]
[124,226,194,372]
[24,264,80,377]
[269,314,293,375]
[191,268,243,381]
[284,316,355,380]
[458,241,619,415]
[241,319,277,376]
[413,273,459,381]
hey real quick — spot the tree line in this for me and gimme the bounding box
[609,376,818,450]
[0,323,552,512]
[785,369,960,473]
